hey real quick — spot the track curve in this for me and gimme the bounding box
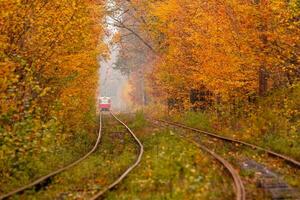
[156,119,300,168]
[150,119,246,200]
[0,113,103,200]
[90,111,144,200]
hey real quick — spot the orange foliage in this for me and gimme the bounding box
[126,0,300,108]
[0,0,105,161]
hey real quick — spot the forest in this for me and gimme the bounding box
[0,0,299,199]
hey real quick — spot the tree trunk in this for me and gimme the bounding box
[259,67,268,96]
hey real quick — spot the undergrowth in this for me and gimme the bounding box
[130,110,147,130]
[0,102,99,194]
[104,113,234,200]
[170,83,300,161]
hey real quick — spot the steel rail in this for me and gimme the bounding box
[156,119,300,167]
[184,137,245,200]
[89,111,144,200]
[0,113,103,200]
[150,119,246,200]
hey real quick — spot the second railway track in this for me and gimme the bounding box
[152,118,300,199]
[155,119,300,168]
[151,119,246,200]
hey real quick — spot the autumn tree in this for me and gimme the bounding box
[120,0,299,110]
[107,0,155,107]
[0,0,106,183]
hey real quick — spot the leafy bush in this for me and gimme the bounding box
[182,112,212,131]
[130,111,147,130]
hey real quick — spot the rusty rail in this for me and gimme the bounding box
[156,119,300,168]
[150,119,246,200]
[0,113,103,200]
[89,111,144,200]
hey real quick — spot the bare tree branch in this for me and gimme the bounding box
[109,16,157,54]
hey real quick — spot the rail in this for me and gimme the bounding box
[89,111,144,200]
[0,113,103,200]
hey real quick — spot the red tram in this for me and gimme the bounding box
[99,97,111,111]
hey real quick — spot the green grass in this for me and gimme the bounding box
[20,112,234,200]
[129,110,148,130]
[10,109,298,199]
[167,105,300,195]
[104,123,234,200]
[0,105,99,196]
[13,114,137,199]
[182,111,212,131]
[169,83,300,160]
[0,127,98,194]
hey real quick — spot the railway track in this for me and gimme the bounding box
[155,119,300,168]
[151,118,300,199]
[1,112,144,200]
[151,119,246,200]
[89,111,144,200]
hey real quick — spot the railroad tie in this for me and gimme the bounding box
[241,160,300,200]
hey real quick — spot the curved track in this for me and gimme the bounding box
[90,111,144,200]
[155,119,300,168]
[151,119,246,200]
[0,114,103,200]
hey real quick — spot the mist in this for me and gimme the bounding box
[98,1,129,112]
